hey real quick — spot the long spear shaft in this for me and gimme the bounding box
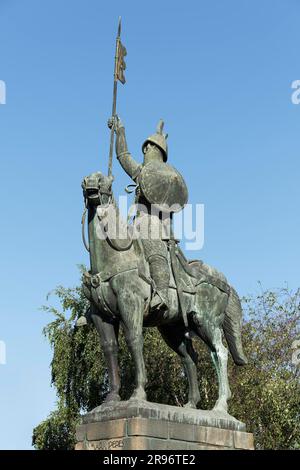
[108,18,121,177]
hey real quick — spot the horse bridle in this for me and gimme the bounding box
[81,180,112,253]
[81,181,133,253]
[96,187,112,208]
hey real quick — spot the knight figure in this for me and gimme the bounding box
[109,116,188,313]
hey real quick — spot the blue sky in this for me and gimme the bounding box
[0,0,299,449]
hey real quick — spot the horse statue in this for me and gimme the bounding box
[80,171,247,413]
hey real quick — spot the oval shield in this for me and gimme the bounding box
[139,161,188,213]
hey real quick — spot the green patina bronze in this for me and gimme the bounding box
[77,20,247,415]
[78,117,247,414]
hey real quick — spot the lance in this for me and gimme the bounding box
[108,17,126,176]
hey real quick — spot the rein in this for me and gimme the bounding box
[82,186,134,253]
[81,204,90,253]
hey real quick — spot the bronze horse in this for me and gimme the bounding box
[81,172,247,413]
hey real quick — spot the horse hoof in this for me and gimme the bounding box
[104,393,121,404]
[212,403,228,414]
[184,401,197,409]
[129,388,147,402]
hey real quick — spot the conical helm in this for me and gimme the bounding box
[142,119,168,162]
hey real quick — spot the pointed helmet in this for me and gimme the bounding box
[142,119,168,162]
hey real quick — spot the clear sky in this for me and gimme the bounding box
[0,0,299,449]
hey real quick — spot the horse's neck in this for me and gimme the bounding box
[87,200,126,275]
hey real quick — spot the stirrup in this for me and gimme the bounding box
[150,292,169,312]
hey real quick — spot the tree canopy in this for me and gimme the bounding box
[32,274,300,450]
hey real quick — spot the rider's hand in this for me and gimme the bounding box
[107,117,115,129]
[107,116,124,133]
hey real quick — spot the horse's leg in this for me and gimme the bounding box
[192,317,231,413]
[159,324,200,409]
[90,308,121,403]
[192,286,231,413]
[115,283,147,401]
[209,327,231,413]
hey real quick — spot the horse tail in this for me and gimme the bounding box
[223,287,248,366]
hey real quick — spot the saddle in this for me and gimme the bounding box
[135,237,231,328]
[135,238,230,299]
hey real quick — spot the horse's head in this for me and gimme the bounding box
[82,172,114,208]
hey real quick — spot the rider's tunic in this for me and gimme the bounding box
[116,140,170,262]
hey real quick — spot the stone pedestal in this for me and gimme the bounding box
[76,400,254,450]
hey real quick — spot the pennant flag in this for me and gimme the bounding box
[116,40,127,84]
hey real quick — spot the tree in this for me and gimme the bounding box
[32,274,300,450]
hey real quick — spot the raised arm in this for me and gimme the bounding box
[109,116,141,181]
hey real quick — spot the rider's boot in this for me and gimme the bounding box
[148,255,170,312]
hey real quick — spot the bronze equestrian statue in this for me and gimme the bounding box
[79,118,247,414]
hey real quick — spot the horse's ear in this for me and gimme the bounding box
[81,177,87,189]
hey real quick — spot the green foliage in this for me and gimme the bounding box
[32,407,78,450]
[229,286,300,449]
[33,278,300,450]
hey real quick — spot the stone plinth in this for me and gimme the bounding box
[75,400,254,450]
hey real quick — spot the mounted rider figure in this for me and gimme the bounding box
[109,116,188,314]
